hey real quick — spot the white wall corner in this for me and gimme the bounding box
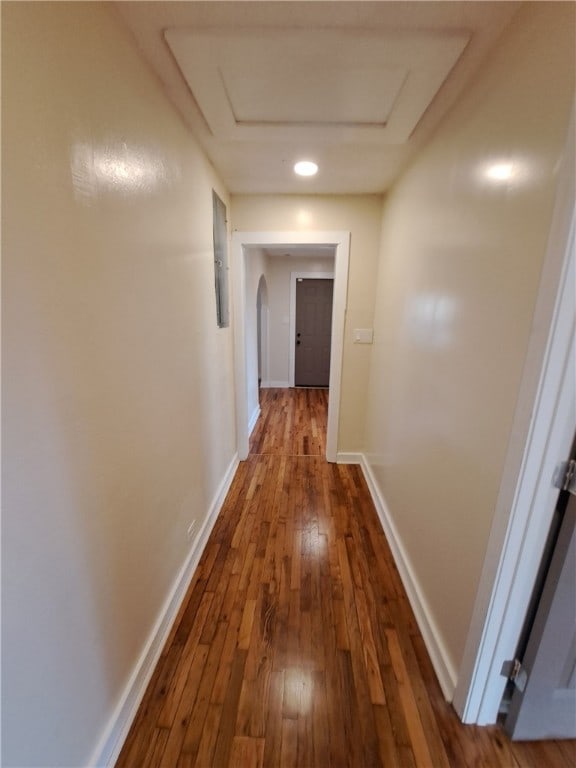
[248,405,261,437]
[88,452,239,768]
[359,454,459,701]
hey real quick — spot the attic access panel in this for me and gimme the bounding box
[164,27,470,144]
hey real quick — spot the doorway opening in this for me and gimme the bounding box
[232,230,350,462]
[256,274,268,390]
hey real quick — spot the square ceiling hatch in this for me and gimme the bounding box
[164,27,470,144]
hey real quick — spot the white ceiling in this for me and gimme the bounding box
[116,1,521,195]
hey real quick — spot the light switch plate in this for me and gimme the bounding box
[354,328,374,344]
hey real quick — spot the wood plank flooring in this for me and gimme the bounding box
[117,387,575,768]
[249,388,328,457]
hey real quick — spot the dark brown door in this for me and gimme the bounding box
[295,278,333,387]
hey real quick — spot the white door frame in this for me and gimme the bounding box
[232,231,350,463]
[289,271,335,388]
[454,112,575,723]
[256,275,269,387]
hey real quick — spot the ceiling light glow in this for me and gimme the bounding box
[484,162,515,182]
[475,157,537,189]
[294,160,318,177]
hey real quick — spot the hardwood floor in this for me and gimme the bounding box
[117,388,575,768]
[249,388,328,457]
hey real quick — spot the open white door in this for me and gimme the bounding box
[504,476,576,739]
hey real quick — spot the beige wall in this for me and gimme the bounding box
[364,2,575,679]
[231,195,383,451]
[2,3,236,765]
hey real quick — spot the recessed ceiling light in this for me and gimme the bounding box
[294,160,318,177]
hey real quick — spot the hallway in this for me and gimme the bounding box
[4,3,575,764]
[116,390,574,768]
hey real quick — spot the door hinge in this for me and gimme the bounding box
[553,459,576,494]
[500,658,528,693]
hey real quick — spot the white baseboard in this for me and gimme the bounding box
[261,380,290,388]
[336,452,362,464]
[248,405,260,436]
[88,452,240,768]
[358,454,458,701]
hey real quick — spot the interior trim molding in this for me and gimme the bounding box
[358,454,458,701]
[336,452,362,464]
[88,452,240,768]
[261,380,291,389]
[248,405,261,437]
